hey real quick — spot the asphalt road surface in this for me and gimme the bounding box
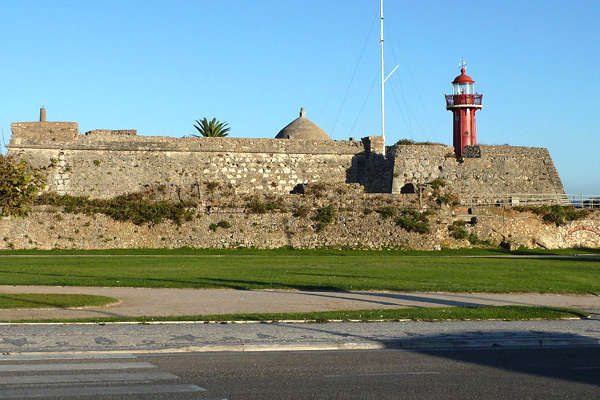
[0,348,598,399]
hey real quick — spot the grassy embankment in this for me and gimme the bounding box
[0,247,598,293]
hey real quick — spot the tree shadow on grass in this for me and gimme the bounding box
[0,295,70,309]
[265,290,493,308]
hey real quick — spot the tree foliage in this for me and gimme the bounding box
[0,155,47,217]
[193,117,231,137]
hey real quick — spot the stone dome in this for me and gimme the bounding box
[275,108,331,140]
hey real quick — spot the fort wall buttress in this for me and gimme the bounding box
[389,144,566,200]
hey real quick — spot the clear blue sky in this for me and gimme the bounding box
[1,0,598,194]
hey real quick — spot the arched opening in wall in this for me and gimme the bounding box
[400,183,417,194]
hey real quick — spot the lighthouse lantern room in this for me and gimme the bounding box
[445,60,483,158]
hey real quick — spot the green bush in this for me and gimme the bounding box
[394,209,430,234]
[394,139,442,146]
[448,221,468,240]
[376,207,396,219]
[313,206,336,232]
[293,206,309,218]
[205,181,219,192]
[217,220,231,229]
[468,232,492,246]
[246,198,284,214]
[436,193,460,207]
[430,178,446,191]
[514,205,590,226]
[36,192,195,226]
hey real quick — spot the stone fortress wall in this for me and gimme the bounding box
[8,122,387,197]
[2,120,595,251]
[7,121,565,201]
[389,144,566,201]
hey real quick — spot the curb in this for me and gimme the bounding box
[4,337,599,358]
[146,337,600,353]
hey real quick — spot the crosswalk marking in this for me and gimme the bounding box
[0,353,137,361]
[0,371,179,385]
[0,384,207,399]
[0,361,155,372]
[0,353,211,399]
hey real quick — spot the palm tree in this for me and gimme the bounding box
[193,118,231,137]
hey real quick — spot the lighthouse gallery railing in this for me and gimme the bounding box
[445,94,483,107]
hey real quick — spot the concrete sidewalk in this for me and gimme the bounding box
[1,285,599,320]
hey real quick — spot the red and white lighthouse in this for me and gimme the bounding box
[445,61,483,158]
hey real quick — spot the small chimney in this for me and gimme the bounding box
[40,107,47,122]
[299,107,306,118]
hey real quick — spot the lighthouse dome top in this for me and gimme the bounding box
[452,68,475,84]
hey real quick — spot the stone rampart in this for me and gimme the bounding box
[1,203,598,250]
[8,122,384,197]
[389,144,565,201]
[7,122,566,202]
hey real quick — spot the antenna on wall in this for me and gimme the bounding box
[380,0,398,157]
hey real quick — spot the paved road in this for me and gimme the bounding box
[0,348,599,399]
[1,286,599,320]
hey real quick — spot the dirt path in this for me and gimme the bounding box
[1,285,599,320]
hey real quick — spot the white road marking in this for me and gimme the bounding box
[0,361,154,372]
[324,371,439,378]
[0,384,207,398]
[0,372,179,385]
[0,353,136,361]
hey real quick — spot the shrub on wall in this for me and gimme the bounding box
[313,206,336,232]
[429,178,446,191]
[394,139,442,146]
[375,207,397,219]
[304,182,328,198]
[293,206,309,218]
[0,155,47,218]
[448,220,469,240]
[513,204,590,226]
[36,192,195,226]
[394,209,430,234]
[246,198,285,214]
[436,193,460,207]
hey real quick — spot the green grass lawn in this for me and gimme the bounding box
[0,248,598,293]
[0,294,117,309]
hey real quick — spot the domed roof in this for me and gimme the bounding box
[453,68,475,84]
[275,108,331,140]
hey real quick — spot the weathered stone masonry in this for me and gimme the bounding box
[389,144,565,200]
[2,119,589,251]
[8,122,386,197]
[7,121,565,201]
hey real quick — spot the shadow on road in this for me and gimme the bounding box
[268,323,600,388]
